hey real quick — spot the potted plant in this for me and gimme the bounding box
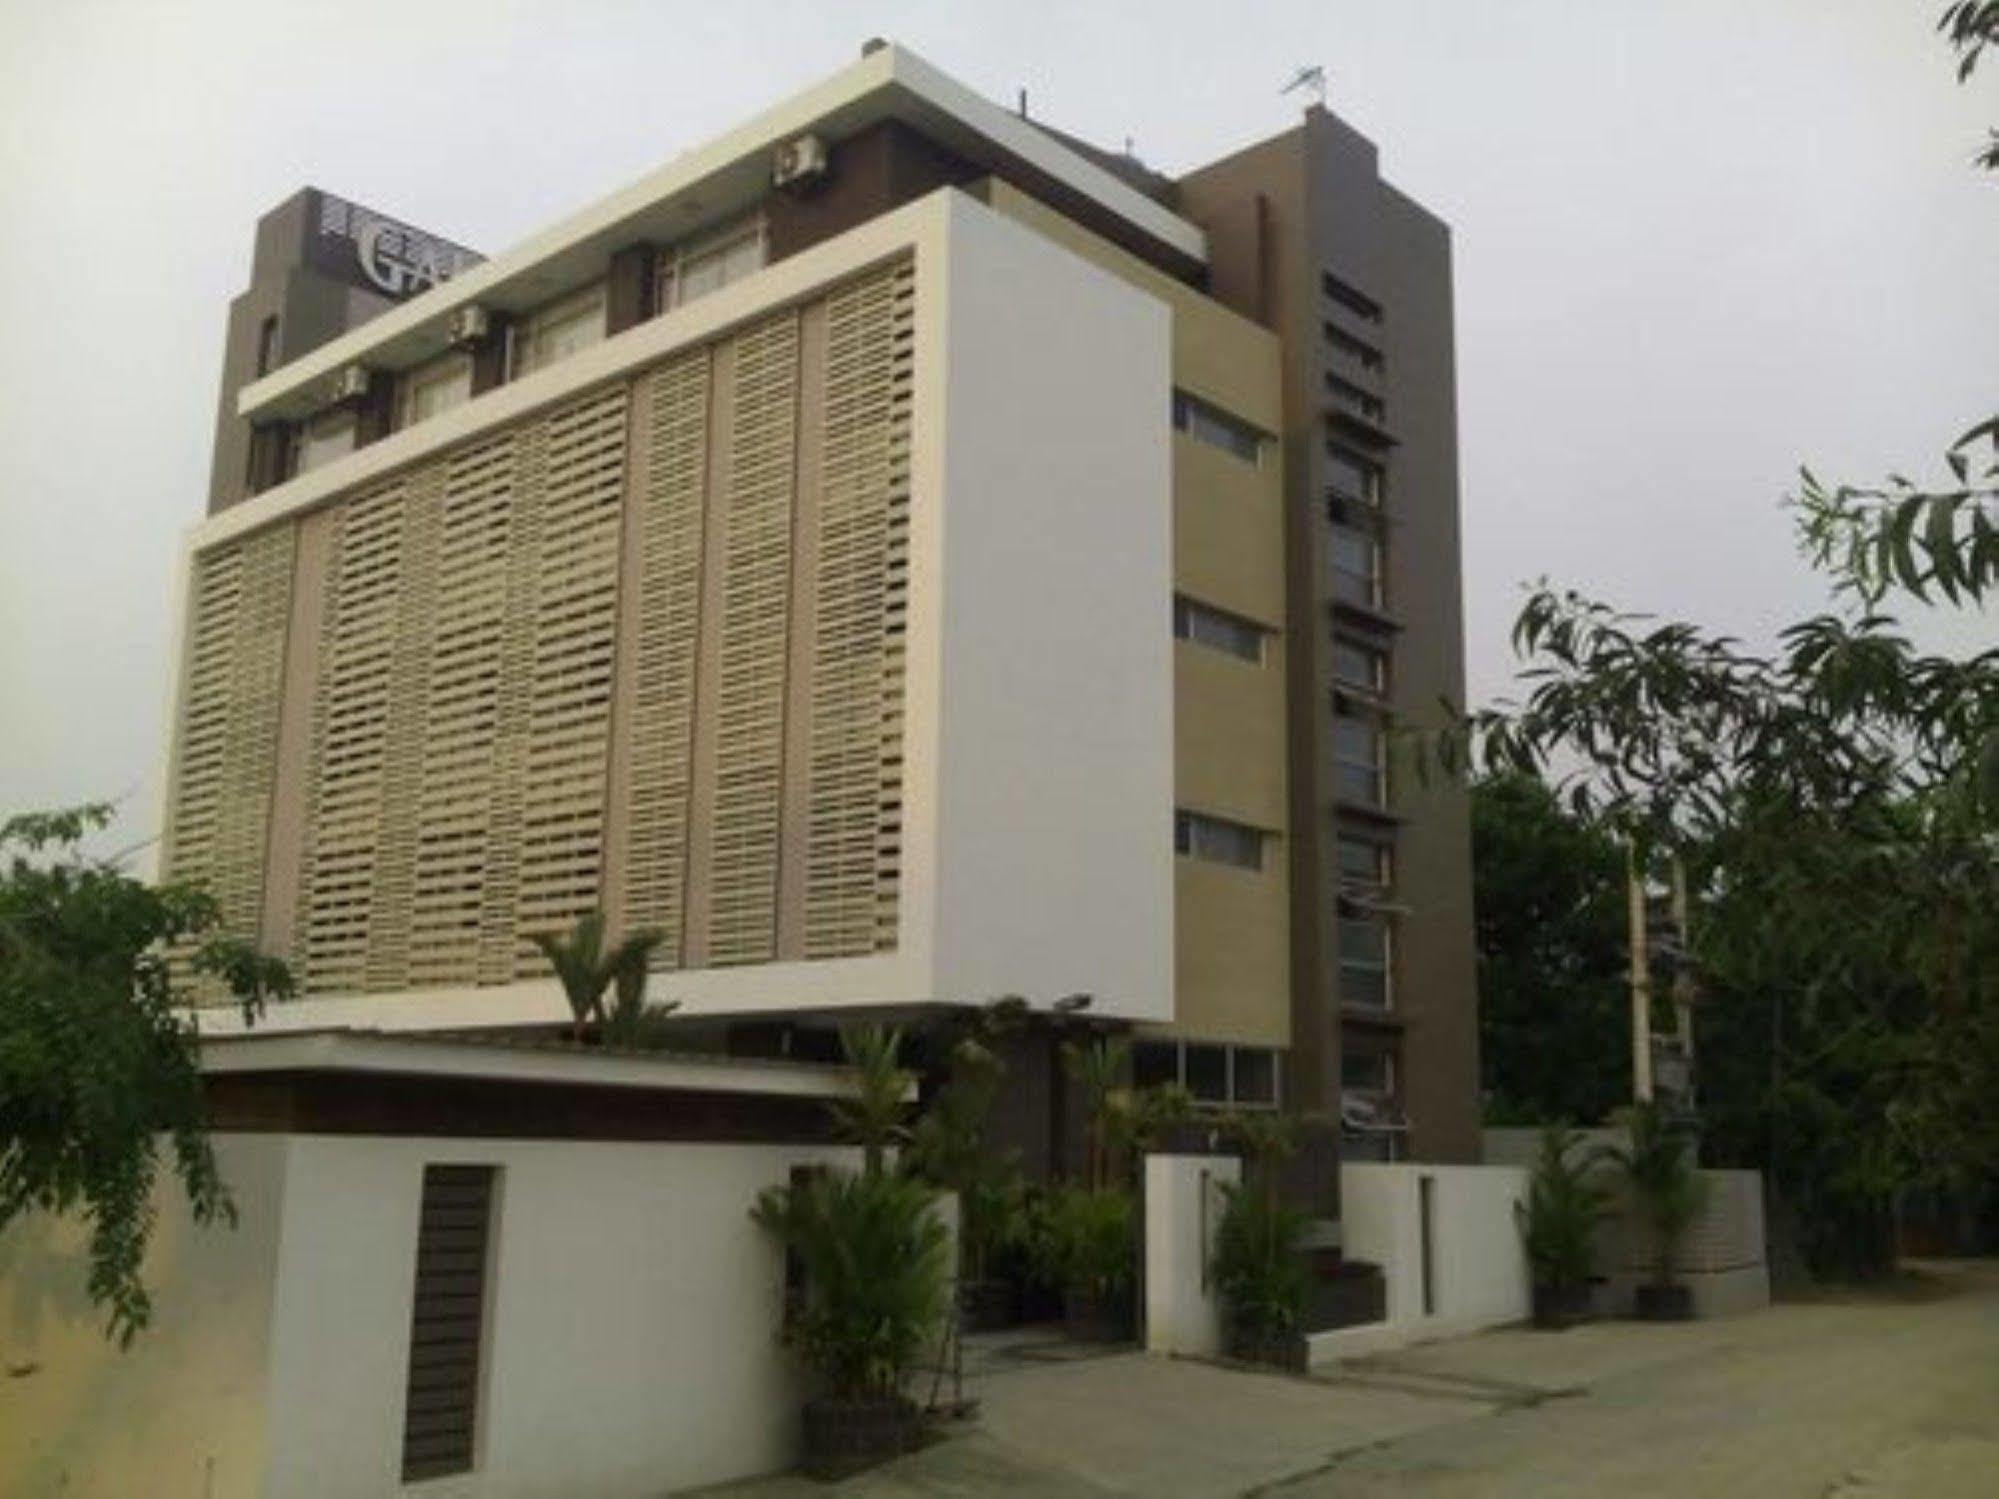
[1516,1123,1611,1329]
[752,1167,951,1478]
[1597,1102,1710,1321]
[1032,1183,1137,1341]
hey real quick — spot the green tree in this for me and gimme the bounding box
[829,1023,912,1177]
[1471,772,1629,1125]
[528,910,666,1044]
[0,804,291,1343]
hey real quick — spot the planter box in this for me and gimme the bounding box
[1302,1251,1386,1332]
[1063,1287,1134,1343]
[1530,1282,1592,1330]
[1227,1325,1308,1372]
[958,1278,1019,1333]
[1635,1283,1695,1322]
[801,1396,920,1480]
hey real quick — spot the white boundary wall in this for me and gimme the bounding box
[1307,1164,1530,1364]
[2,1131,864,1498]
[1143,1153,1240,1357]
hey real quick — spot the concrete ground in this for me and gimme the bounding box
[693,1260,1999,1499]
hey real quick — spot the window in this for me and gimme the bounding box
[401,1164,498,1483]
[516,284,606,375]
[398,353,472,428]
[1184,1044,1227,1103]
[1173,596,1265,664]
[1329,523,1381,610]
[1325,323,1383,375]
[255,315,280,377]
[1342,1048,1395,1095]
[1337,834,1391,888]
[1133,1040,1281,1109]
[1323,271,1382,322]
[1339,912,1393,1010]
[1333,707,1386,808]
[1326,445,1382,507]
[1175,809,1265,870]
[1328,375,1385,424]
[296,409,356,474]
[1332,636,1386,696]
[658,214,767,311]
[1232,1047,1278,1107]
[1172,390,1263,464]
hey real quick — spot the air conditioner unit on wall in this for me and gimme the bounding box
[326,364,371,404]
[773,133,829,189]
[446,304,491,346]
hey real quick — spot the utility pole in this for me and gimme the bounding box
[1628,842,1653,1103]
[1671,855,1696,1071]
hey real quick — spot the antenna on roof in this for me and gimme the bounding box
[1280,65,1328,108]
[1018,87,1028,118]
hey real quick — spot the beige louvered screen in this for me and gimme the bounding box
[808,259,914,956]
[294,388,627,992]
[617,353,710,965]
[162,523,296,998]
[705,311,801,965]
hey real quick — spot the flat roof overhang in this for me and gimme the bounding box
[237,43,1207,424]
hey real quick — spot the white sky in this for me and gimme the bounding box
[2,0,1994,861]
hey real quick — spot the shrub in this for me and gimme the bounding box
[751,1168,950,1402]
[1210,1182,1310,1343]
[1031,1184,1136,1305]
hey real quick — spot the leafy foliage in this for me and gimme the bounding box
[0,804,292,1344]
[1471,774,1629,1125]
[1029,1182,1136,1306]
[1210,1183,1310,1343]
[1061,1033,1193,1189]
[1516,1124,1613,1292]
[904,1005,1024,1282]
[750,1168,949,1402]
[1595,1103,1709,1288]
[528,910,667,1044]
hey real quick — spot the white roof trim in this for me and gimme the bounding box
[200,1028,869,1100]
[235,42,1203,423]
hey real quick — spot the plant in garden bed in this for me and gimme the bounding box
[1598,1102,1710,1320]
[529,910,668,1044]
[1517,1124,1612,1329]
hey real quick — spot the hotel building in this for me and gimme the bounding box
[168,43,1477,1171]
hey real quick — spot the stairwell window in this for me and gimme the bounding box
[1175,809,1266,871]
[1327,444,1382,508]
[1337,834,1392,889]
[1329,523,1381,610]
[1172,390,1264,465]
[1323,271,1383,323]
[1332,635,1387,696]
[1339,912,1393,1010]
[1333,707,1386,809]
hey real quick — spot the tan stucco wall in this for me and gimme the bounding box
[0,1135,287,1499]
[976,179,1290,1048]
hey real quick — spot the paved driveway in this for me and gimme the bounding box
[694,1260,1999,1499]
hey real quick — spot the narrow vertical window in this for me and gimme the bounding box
[255,315,280,377]
[401,1164,498,1483]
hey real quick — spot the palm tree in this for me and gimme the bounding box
[830,1024,911,1176]
[1596,1101,1709,1290]
[529,910,667,1044]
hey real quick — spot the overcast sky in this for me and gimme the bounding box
[2,0,1993,861]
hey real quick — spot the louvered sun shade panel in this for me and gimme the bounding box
[706,312,801,965]
[512,389,628,973]
[163,523,295,998]
[807,260,914,957]
[617,353,710,965]
[295,389,626,992]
